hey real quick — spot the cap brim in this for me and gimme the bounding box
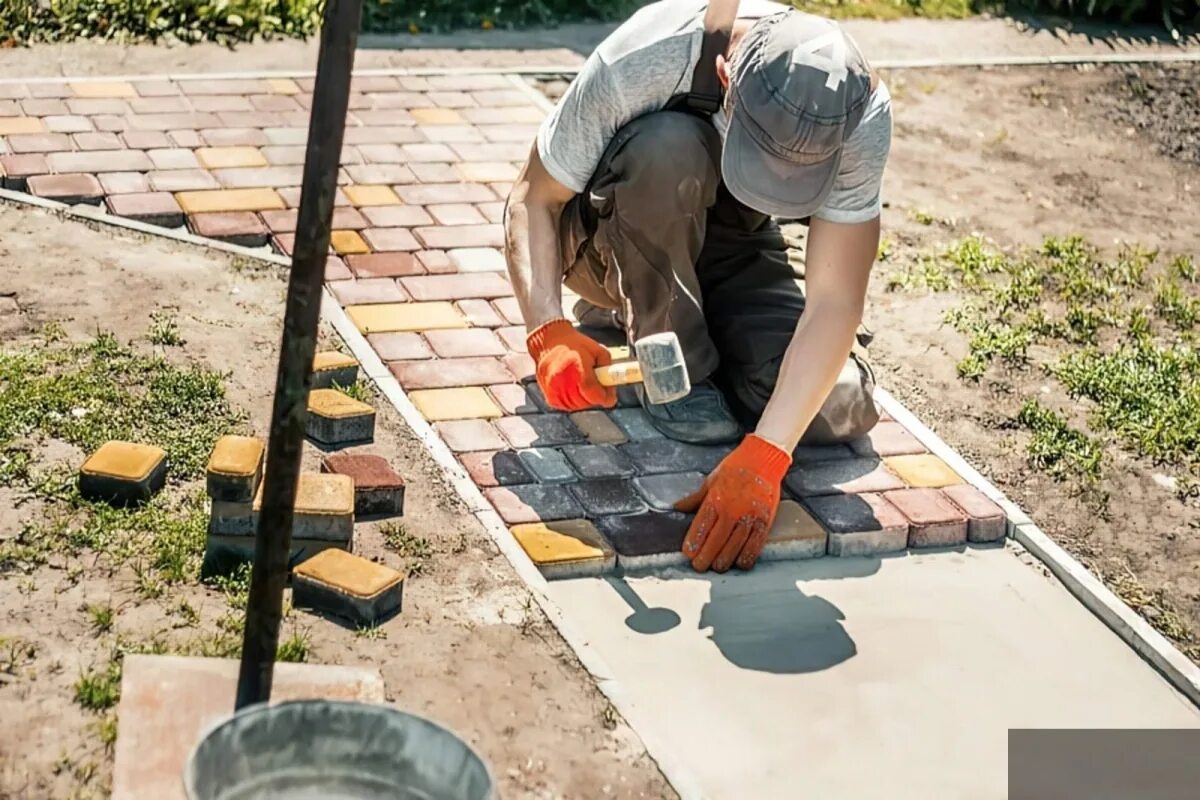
[721,109,840,219]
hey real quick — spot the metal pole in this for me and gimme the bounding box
[236,0,364,711]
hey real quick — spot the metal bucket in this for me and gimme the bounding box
[183,700,494,800]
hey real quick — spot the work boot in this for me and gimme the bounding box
[637,380,743,445]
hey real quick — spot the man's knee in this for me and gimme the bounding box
[609,112,720,213]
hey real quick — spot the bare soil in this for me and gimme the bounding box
[0,204,670,799]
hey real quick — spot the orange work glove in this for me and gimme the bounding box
[675,434,792,572]
[526,319,618,412]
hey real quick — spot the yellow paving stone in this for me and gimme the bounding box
[254,472,355,516]
[311,350,359,389]
[82,441,165,481]
[0,117,45,135]
[409,387,502,422]
[343,184,400,207]
[175,188,285,213]
[267,78,302,95]
[308,388,374,419]
[330,230,369,255]
[307,388,375,445]
[346,302,467,334]
[292,548,405,624]
[294,548,403,598]
[409,107,465,125]
[511,519,615,579]
[884,454,964,488]
[195,146,268,169]
[313,351,358,372]
[760,500,827,561]
[70,81,136,98]
[206,435,265,502]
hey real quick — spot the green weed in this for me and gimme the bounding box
[909,208,936,225]
[84,603,114,634]
[382,522,432,577]
[74,659,121,712]
[93,715,118,753]
[332,379,374,404]
[1016,399,1104,484]
[148,311,185,347]
[1154,279,1199,331]
[276,631,311,663]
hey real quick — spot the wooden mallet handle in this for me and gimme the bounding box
[594,361,643,387]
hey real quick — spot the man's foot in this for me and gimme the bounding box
[637,380,743,445]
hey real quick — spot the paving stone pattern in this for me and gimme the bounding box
[1,72,1012,577]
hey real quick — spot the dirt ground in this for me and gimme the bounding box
[0,204,670,799]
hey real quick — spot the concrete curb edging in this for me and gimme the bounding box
[874,387,1200,708]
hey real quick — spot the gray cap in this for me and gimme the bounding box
[723,11,872,218]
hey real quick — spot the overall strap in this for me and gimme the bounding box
[687,0,741,116]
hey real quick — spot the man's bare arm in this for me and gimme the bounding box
[755,216,880,451]
[504,148,578,333]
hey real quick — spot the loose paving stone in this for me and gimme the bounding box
[848,420,928,458]
[366,331,433,361]
[759,500,828,562]
[609,408,665,441]
[311,350,358,389]
[884,454,964,488]
[561,444,637,479]
[321,452,405,517]
[449,247,506,273]
[456,298,506,328]
[175,187,283,213]
[495,414,585,449]
[306,388,376,446]
[484,484,584,524]
[252,472,356,542]
[344,184,400,206]
[569,410,628,445]
[205,434,264,502]
[187,211,269,246]
[570,478,648,517]
[390,357,513,389]
[633,472,705,511]
[423,328,506,358]
[105,192,185,228]
[346,252,423,278]
[328,278,408,306]
[618,439,728,476]
[510,519,616,579]
[434,419,508,453]
[459,450,533,487]
[0,154,49,189]
[208,499,255,536]
[27,173,103,204]
[784,457,906,498]
[804,493,909,557]
[361,227,421,252]
[79,441,168,506]
[487,383,544,415]
[941,484,1007,543]
[345,301,466,334]
[597,511,692,570]
[518,448,577,484]
[884,488,968,548]
[360,205,432,228]
[293,548,405,626]
[401,273,512,302]
[410,386,502,421]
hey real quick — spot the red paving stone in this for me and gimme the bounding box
[400,273,512,302]
[390,357,514,390]
[187,211,268,245]
[940,484,1007,543]
[487,383,544,416]
[459,451,533,487]
[367,332,433,361]
[327,278,409,306]
[883,488,969,548]
[848,420,928,458]
[345,252,424,278]
[105,192,184,227]
[413,223,504,249]
[72,132,123,150]
[27,173,103,204]
[415,250,455,274]
[396,183,494,205]
[456,298,506,328]
[361,228,420,252]
[0,154,49,187]
[433,419,507,453]
[424,329,506,358]
[360,205,432,228]
[427,203,487,226]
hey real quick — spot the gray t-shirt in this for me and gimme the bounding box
[537,0,891,224]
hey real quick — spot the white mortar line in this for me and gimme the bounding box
[873,386,1200,708]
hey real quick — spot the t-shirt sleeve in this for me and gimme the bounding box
[813,83,893,225]
[536,54,629,194]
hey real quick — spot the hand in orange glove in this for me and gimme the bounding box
[675,434,792,572]
[526,319,617,412]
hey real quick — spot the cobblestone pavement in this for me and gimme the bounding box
[0,71,1010,574]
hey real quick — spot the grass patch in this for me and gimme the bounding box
[74,659,121,712]
[84,603,114,634]
[1016,399,1104,484]
[332,379,374,404]
[148,311,185,347]
[381,522,432,577]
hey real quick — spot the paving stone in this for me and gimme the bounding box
[190,94,253,112]
[19,98,65,115]
[263,127,308,145]
[410,386,502,422]
[510,519,615,580]
[250,93,302,112]
[424,328,506,358]
[417,124,483,143]
[459,450,532,487]
[311,351,359,389]
[105,192,184,228]
[760,500,827,562]
[175,188,283,213]
[941,484,1007,543]
[71,80,136,98]
[79,441,168,506]
[180,78,269,96]
[496,326,528,353]
[192,146,266,169]
[608,408,666,441]
[402,143,459,163]
[187,211,269,246]
[427,203,487,226]
[7,132,73,153]
[26,84,72,99]
[469,90,535,108]
[618,439,728,476]
[456,298,506,327]
[252,472,356,542]
[452,141,529,162]
[569,410,627,445]
[477,201,505,223]
[72,133,125,151]
[495,414,585,449]
[478,123,541,142]
[278,186,350,208]
[131,80,181,97]
[366,331,432,362]
[148,169,220,192]
[213,165,305,189]
[493,297,525,325]
[320,452,405,517]
[427,90,475,108]
[484,484,584,524]
[784,457,906,498]
[396,182,494,205]
[426,74,512,91]
[346,301,466,334]
[47,149,153,173]
[99,171,151,195]
[518,448,577,485]
[447,247,506,273]
[356,143,409,164]
[401,273,512,302]
[568,478,645,516]
[502,352,536,382]
[293,548,404,625]
[847,420,928,458]
[121,132,175,150]
[147,147,200,170]
[267,77,302,94]
[306,388,376,446]
[486,383,544,415]
[409,163,461,183]
[632,472,705,511]
[361,227,420,252]
[414,223,504,250]
[883,488,968,548]
[884,454,964,488]
[410,107,466,125]
[208,499,255,536]
[324,257,351,281]
[792,443,855,462]
[561,444,637,480]
[327,279,408,307]
[328,229,369,255]
[391,357,513,390]
[462,106,544,125]
[342,126,420,145]
[167,129,204,147]
[27,173,103,205]
[342,253,419,279]
[435,419,507,453]
[0,154,47,189]
[803,493,909,557]
[359,205,432,228]
[456,162,520,183]
[205,435,264,502]
[597,511,692,570]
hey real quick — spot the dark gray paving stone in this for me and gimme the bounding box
[494,413,585,449]
[483,484,584,524]
[608,408,664,441]
[618,439,730,476]
[791,443,855,463]
[568,479,647,517]
[633,472,705,511]
[784,457,905,498]
[802,492,909,557]
[458,450,533,487]
[517,448,576,485]
[615,384,640,408]
[560,444,637,479]
[597,510,692,570]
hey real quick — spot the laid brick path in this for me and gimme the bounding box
[0,71,1009,574]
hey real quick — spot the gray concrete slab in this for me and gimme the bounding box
[547,545,1199,800]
